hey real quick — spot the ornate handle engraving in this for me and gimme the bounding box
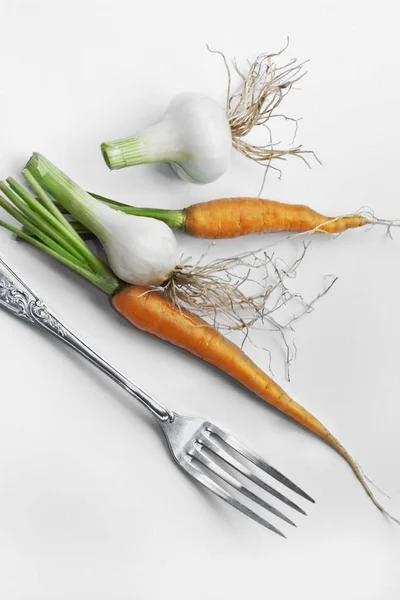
[0,263,66,336]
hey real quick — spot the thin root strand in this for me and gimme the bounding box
[209,39,321,190]
[159,242,335,378]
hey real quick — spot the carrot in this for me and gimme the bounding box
[184,198,372,238]
[86,193,398,240]
[113,284,399,524]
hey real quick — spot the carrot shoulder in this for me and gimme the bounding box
[184,198,369,238]
[112,284,397,523]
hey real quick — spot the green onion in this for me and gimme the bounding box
[25,153,179,287]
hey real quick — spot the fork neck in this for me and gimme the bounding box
[58,328,175,422]
[0,257,173,422]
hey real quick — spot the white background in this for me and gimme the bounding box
[1,1,400,598]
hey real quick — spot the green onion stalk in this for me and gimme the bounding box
[0,166,120,295]
[55,192,186,238]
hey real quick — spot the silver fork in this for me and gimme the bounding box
[0,256,314,537]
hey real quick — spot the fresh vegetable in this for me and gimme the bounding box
[101,47,317,183]
[25,154,178,286]
[102,93,233,183]
[182,199,376,238]
[0,170,397,524]
[69,194,399,240]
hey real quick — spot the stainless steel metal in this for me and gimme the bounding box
[0,258,172,422]
[0,256,314,536]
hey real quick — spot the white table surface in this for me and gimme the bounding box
[1,1,399,598]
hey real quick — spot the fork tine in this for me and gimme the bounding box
[191,447,296,527]
[201,436,307,515]
[185,458,286,537]
[207,425,315,503]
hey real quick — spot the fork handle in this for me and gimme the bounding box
[0,256,173,422]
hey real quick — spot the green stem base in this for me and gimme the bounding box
[101,137,147,170]
[90,192,186,229]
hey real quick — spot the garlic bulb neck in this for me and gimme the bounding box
[101,120,180,170]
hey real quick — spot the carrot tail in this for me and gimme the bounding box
[112,285,398,524]
[329,436,400,525]
[183,198,371,238]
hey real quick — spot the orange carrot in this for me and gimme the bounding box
[89,193,397,240]
[184,198,371,238]
[113,284,399,524]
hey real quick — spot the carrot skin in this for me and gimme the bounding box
[184,198,369,238]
